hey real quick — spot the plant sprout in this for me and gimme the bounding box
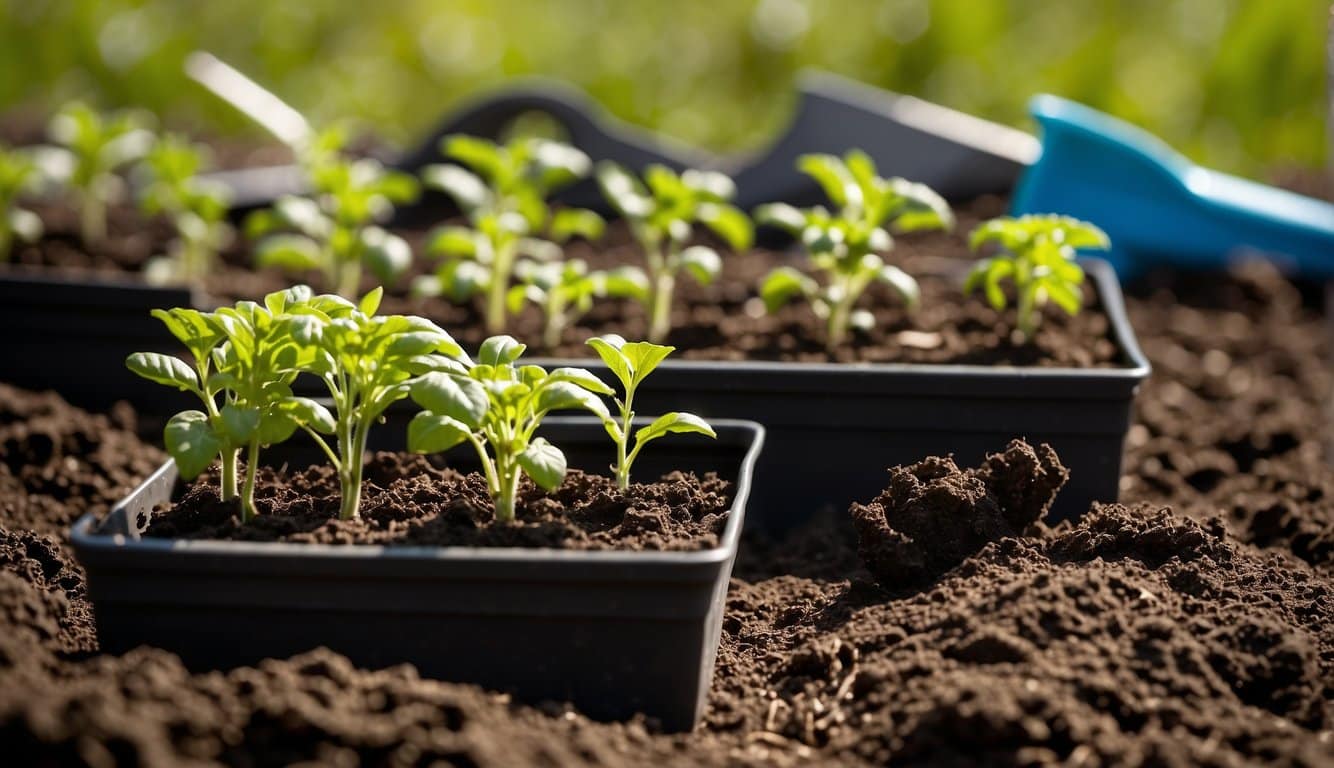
[36,102,155,244]
[135,134,233,286]
[127,288,335,522]
[417,134,600,335]
[755,150,953,350]
[286,287,462,520]
[509,257,639,350]
[247,133,418,298]
[586,334,714,490]
[407,335,613,523]
[596,162,752,344]
[965,214,1110,341]
[0,144,45,261]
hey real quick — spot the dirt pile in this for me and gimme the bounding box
[849,440,1067,586]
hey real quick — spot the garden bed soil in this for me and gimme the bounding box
[0,259,1330,765]
[143,453,733,551]
[4,196,1123,369]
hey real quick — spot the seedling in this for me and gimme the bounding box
[596,162,752,344]
[135,134,233,285]
[587,334,714,490]
[965,214,1110,341]
[407,335,613,523]
[35,101,155,244]
[126,287,335,522]
[247,133,418,298]
[0,144,44,261]
[509,258,643,349]
[418,134,601,335]
[755,150,953,349]
[285,287,462,520]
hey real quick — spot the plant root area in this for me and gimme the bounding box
[0,262,1331,766]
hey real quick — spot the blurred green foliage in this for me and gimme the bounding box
[0,0,1327,176]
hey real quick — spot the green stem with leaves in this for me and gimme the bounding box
[240,439,260,523]
[79,189,105,244]
[485,239,517,335]
[645,244,674,344]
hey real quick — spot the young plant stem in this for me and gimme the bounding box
[334,255,360,299]
[646,245,674,344]
[79,190,106,244]
[614,387,635,491]
[336,416,371,521]
[485,240,517,334]
[219,449,238,501]
[494,456,521,523]
[240,439,260,523]
[543,292,567,349]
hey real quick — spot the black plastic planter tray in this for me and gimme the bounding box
[534,259,1150,529]
[70,418,764,732]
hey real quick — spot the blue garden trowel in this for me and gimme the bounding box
[1011,95,1334,282]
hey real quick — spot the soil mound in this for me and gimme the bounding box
[849,440,1067,586]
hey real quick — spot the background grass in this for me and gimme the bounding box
[1,0,1328,176]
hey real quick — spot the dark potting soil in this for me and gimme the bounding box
[5,196,1124,368]
[143,452,733,551]
[0,257,1331,765]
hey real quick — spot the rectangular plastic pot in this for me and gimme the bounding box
[70,418,764,732]
[0,272,197,411]
[534,258,1150,528]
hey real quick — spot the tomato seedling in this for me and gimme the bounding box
[755,150,952,350]
[135,134,233,286]
[596,162,752,344]
[247,130,418,298]
[418,134,602,335]
[35,102,155,244]
[127,287,336,522]
[965,214,1110,341]
[407,335,612,523]
[586,334,714,490]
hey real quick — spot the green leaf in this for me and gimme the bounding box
[586,334,633,391]
[548,207,605,242]
[680,169,736,201]
[272,195,329,238]
[218,404,261,444]
[517,437,566,491]
[125,352,199,392]
[546,367,615,395]
[634,411,716,445]
[620,341,674,388]
[359,286,383,316]
[753,202,808,235]
[679,245,722,286]
[263,285,314,316]
[759,267,816,313]
[407,411,472,454]
[256,234,323,272]
[411,372,489,428]
[361,227,412,282]
[426,225,478,257]
[595,162,652,219]
[283,398,337,434]
[256,410,298,446]
[151,308,223,363]
[437,260,491,303]
[877,264,920,309]
[885,178,954,233]
[849,309,876,332]
[1044,279,1084,315]
[422,163,490,212]
[797,154,862,210]
[536,381,611,420]
[601,266,650,303]
[164,410,222,479]
[697,203,753,250]
[479,335,526,366]
[440,134,504,179]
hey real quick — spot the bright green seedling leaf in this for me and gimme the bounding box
[287,288,463,520]
[247,137,419,297]
[595,161,753,343]
[39,101,155,245]
[129,290,335,521]
[419,134,601,335]
[964,214,1109,342]
[511,257,619,349]
[408,335,609,523]
[0,144,47,262]
[752,150,953,350]
[134,134,233,287]
[586,335,713,489]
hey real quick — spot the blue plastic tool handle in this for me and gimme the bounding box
[1011,94,1334,281]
